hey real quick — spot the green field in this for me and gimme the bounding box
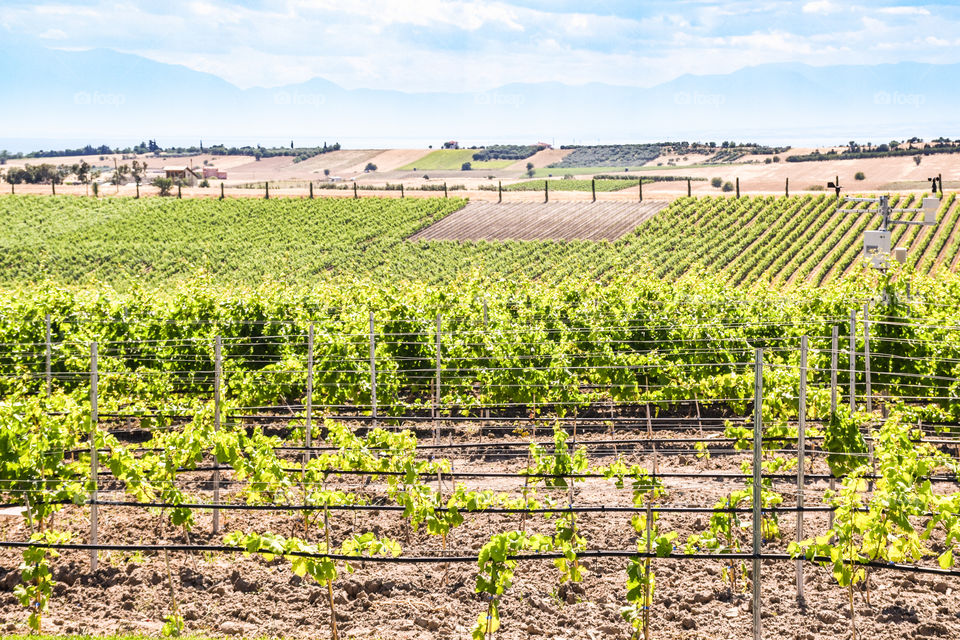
[3,193,960,640]
[0,193,957,289]
[397,149,513,171]
[499,179,641,192]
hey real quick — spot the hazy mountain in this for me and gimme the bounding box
[1,38,957,150]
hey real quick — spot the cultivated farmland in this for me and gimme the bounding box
[1,193,959,287]
[408,201,664,241]
[396,149,514,171]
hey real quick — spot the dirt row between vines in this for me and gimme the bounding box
[0,420,958,640]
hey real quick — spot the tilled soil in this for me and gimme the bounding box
[1,423,959,640]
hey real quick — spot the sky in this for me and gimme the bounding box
[1,0,958,92]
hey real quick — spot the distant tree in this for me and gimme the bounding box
[423,175,430,180]
[914,155,923,166]
[773,156,781,163]
[112,164,130,186]
[722,181,734,192]
[3,167,25,185]
[71,161,92,195]
[854,171,866,181]
[526,161,534,171]
[365,163,377,172]
[199,178,210,188]
[711,177,723,188]
[323,169,331,177]
[152,177,174,196]
[131,160,148,186]
[461,162,472,171]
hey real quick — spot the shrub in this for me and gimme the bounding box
[151,177,174,196]
[199,179,210,188]
[711,177,723,188]
[764,158,772,164]
[365,163,377,172]
[773,156,781,163]
[854,171,865,181]
[722,181,734,192]
[461,162,472,171]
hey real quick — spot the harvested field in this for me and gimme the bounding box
[408,201,665,241]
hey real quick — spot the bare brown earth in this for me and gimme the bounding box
[408,202,666,241]
[0,417,957,640]
[504,148,573,172]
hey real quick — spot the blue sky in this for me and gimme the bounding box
[1,0,958,91]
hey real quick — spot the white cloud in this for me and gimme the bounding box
[878,6,931,15]
[1,0,957,92]
[38,27,66,40]
[802,1,840,15]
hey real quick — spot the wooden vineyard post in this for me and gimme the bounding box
[498,181,502,203]
[354,182,358,199]
[213,335,222,534]
[220,182,225,200]
[400,183,404,199]
[435,313,442,444]
[686,178,691,197]
[592,178,596,202]
[829,326,838,531]
[752,348,763,640]
[796,336,807,601]
[52,180,56,195]
[443,182,448,198]
[863,303,872,413]
[309,182,314,199]
[644,495,652,640]
[45,314,52,397]
[305,324,314,465]
[638,178,643,202]
[177,183,182,199]
[369,311,378,430]
[785,178,789,197]
[544,180,549,203]
[89,342,99,571]
[849,310,857,412]
[736,177,740,198]
[265,181,270,199]
[136,182,139,199]
[863,303,876,491]
[482,299,489,438]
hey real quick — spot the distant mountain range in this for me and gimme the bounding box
[1,37,958,151]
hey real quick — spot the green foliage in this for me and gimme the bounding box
[151,177,174,196]
[225,530,401,586]
[622,513,675,639]
[15,531,72,633]
[161,614,184,637]
[823,409,869,477]
[548,145,661,168]
[473,531,553,639]
[0,193,954,287]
